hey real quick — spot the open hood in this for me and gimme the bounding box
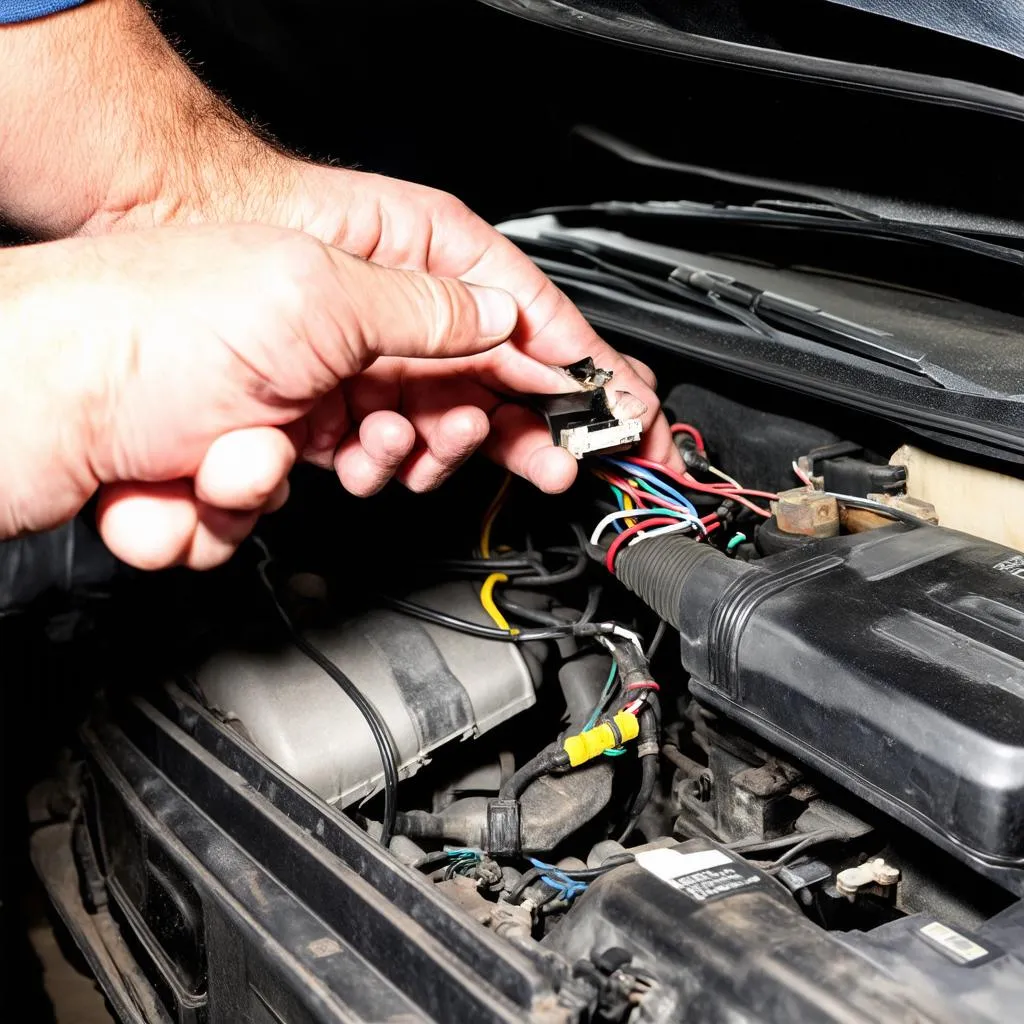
[475,1,1024,234]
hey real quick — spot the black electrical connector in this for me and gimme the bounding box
[803,442,906,497]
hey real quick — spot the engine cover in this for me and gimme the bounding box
[616,525,1024,891]
[196,582,539,806]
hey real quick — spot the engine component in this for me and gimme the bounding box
[196,581,540,807]
[544,838,964,1023]
[771,487,840,538]
[893,443,1024,550]
[842,492,938,531]
[836,857,901,897]
[798,441,907,497]
[615,523,1024,891]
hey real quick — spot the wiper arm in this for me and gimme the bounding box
[668,265,936,380]
[529,231,950,388]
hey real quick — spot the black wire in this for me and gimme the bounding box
[496,595,573,627]
[827,493,928,526]
[577,585,602,625]
[497,584,604,630]
[505,854,636,904]
[767,831,847,872]
[728,828,842,857]
[426,557,546,576]
[289,631,401,847]
[380,595,624,645]
[499,748,571,801]
[516,551,588,587]
[644,620,668,661]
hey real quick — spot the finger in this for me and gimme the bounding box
[184,504,261,571]
[638,414,682,468]
[194,427,296,511]
[321,250,519,371]
[300,390,350,468]
[484,403,578,494]
[334,410,417,497]
[623,354,658,390]
[263,477,291,514]
[397,406,490,493]
[436,231,672,444]
[96,480,198,570]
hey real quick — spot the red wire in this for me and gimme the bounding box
[605,516,686,572]
[670,422,706,454]
[623,456,774,516]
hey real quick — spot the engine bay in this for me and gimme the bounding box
[23,367,1024,1024]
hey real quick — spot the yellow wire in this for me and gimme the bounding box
[622,491,636,529]
[480,572,517,633]
[625,478,643,528]
[479,471,512,559]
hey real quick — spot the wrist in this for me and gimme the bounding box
[77,98,303,236]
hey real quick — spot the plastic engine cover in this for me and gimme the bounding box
[687,527,1024,883]
[616,524,1024,891]
[196,582,539,806]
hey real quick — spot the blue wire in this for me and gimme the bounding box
[527,858,589,901]
[603,458,700,518]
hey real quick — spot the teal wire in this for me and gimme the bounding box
[584,663,618,731]
[727,532,747,552]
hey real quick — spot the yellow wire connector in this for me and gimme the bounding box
[563,712,640,767]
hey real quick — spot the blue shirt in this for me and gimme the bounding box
[0,0,88,23]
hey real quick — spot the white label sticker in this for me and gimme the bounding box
[919,922,989,964]
[635,847,761,903]
[636,848,732,880]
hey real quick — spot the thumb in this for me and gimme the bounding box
[328,249,519,363]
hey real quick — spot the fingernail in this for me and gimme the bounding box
[469,285,518,341]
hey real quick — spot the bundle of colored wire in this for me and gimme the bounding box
[604,516,684,572]
[622,455,776,517]
[589,508,701,547]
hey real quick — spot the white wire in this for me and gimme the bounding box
[590,508,700,546]
[792,460,814,487]
[627,521,697,548]
[708,464,742,489]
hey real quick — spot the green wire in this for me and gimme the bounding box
[727,533,747,552]
[584,663,617,731]
[580,664,630,758]
[634,477,679,505]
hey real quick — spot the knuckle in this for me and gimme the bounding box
[418,276,463,356]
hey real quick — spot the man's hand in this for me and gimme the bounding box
[0,224,525,569]
[0,0,682,496]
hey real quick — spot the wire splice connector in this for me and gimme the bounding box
[563,712,640,766]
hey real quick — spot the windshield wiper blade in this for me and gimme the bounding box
[539,199,1024,267]
[530,231,950,388]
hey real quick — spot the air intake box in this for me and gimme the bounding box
[616,525,1024,891]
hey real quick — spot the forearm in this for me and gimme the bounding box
[0,0,290,237]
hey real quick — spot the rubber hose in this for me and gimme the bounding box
[612,533,724,630]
